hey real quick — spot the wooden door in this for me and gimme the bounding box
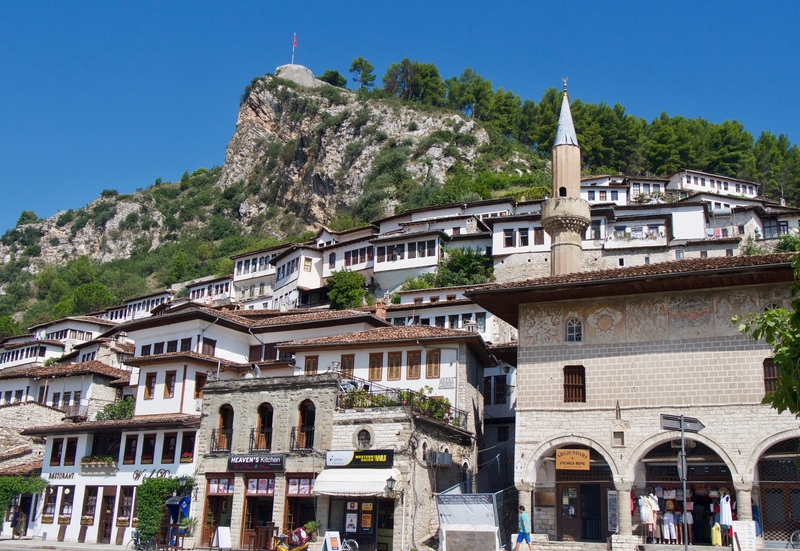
[557,484,581,541]
[580,484,603,541]
[98,495,115,544]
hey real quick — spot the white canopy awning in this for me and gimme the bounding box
[312,468,401,497]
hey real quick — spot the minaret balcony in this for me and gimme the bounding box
[542,197,591,236]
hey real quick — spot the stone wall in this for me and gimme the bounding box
[0,402,65,469]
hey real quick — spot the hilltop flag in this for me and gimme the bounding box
[293,33,297,48]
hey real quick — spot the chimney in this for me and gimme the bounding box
[374,299,387,320]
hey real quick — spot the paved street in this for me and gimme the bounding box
[0,536,124,551]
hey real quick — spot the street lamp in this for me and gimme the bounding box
[386,476,396,493]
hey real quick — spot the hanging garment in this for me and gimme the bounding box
[711,523,722,546]
[650,494,661,512]
[720,494,733,526]
[663,512,677,540]
[639,495,653,523]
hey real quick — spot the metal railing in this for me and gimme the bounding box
[337,375,469,429]
[249,427,273,452]
[210,429,233,453]
[290,427,314,452]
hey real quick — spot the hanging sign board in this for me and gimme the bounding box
[556,449,590,470]
[212,526,232,550]
[326,450,394,468]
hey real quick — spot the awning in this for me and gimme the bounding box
[312,468,401,497]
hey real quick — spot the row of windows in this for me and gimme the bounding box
[315,350,442,380]
[389,312,486,332]
[191,282,230,300]
[343,247,373,267]
[123,297,168,316]
[763,220,790,239]
[45,390,81,409]
[587,190,620,201]
[376,240,437,263]
[139,337,196,357]
[46,329,92,341]
[143,371,177,400]
[80,351,96,362]
[0,345,46,364]
[122,431,195,464]
[631,183,662,196]
[686,175,755,195]
[236,255,278,276]
[41,485,137,524]
[503,228,545,248]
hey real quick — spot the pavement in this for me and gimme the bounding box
[0,536,130,551]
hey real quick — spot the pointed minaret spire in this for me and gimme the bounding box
[554,80,579,147]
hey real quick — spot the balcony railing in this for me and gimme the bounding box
[290,427,315,452]
[337,375,469,429]
[250,427,273,452]
[64,405,89,420]
[210,429,233,453]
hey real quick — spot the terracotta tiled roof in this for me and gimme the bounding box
[281,325,479,348]
[252,309,383,327]
[0,459,42,476]
[468,253,794,293]
[1,339,65,350]
[488,341,518,349]
[0,360,130,381]
[28,315,118,331]
[0,445,33,461]
[125,350,244,368]
[21,413,201,436]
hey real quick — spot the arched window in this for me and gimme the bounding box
[357,429,371,449]
[253,403,273,452]
[292,400,316,451]
[565,318,582,343]
[213,405,234,452]
[559,186,567,197]
[421,442,428,461]
[329,252,336,269]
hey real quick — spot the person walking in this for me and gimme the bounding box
[515,505,533,551]
[9,509,20,540]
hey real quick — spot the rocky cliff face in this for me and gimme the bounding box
[218,65,492,225]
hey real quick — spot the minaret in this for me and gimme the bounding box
[541,80,591,276]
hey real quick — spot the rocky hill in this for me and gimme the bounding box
[0,64,545,273]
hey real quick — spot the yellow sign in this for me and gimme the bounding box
[556,449,590,470]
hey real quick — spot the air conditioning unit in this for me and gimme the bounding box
[428,452,452,467]
[671,439,696,449]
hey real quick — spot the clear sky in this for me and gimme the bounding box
[1,0,797,233]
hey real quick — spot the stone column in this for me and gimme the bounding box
[614,477,633,535]
[733,477,753,521]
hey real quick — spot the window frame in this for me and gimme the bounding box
[144,372,157,400]
[425,349,441,379]
[406,351,421,379]
[563,365,586,403]
[387,352,402,381]
[565,318,583,343]
[368,353,383,381]
[164,371,177,399]
[304,356,319,376]
[340,354,354,379]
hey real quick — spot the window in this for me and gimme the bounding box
[676,250,684,260]
[493,374,507,405]
[167,340,178,353]
[180,432,196,463]
[303,257,312,272]
[59,485,75,519]
[387,352,402,381]
[82,487,98,520]
[736,184,741,193]
[565,318,582,343]
[504,229,514,247]
[700,250,708,258]
[633,183,640,194]
[448,314,459,329]
[195,373,207,399]
[599,190,607,201]
[162,433,177,463]
[144,373,157,400]
[726,249,734,257]
[140,344,151,356]
[587,220,601,240]
[117,486,133,521]
[564,365,586,403]
[180,337,192,352]
[164,371,177,398]
[534,228,544,245]
[587,190,595,201]
[202,338,216,356]
[141,435,156,464]
[340,355,354,379]
[368,353,383,381]
[328,252,336,269]
[611,190,618,201]
[498,426,510,442]
[44,487,58,518]
[408,243,416,259]
[452,227,460,236]
[483,377,492,406]
[407,351,421,379]
[153,342,164,355]
[434,316,445,327]
[124,435,138,464]
[519,229,529,247]
[301,355,319,376]
[64,438,78,466]
[780,221,789,235]
[764,358,778,393]
[51,392,60,408]
[426,240,436,257]
[249,345,263,362]
[50,438,63,466]
[425,349,441,379]
[357,429,371,449]
[377,247,385,262]
[476,312,486,332]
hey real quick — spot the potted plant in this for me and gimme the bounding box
[80,515,94,525]
[180,451,194,463]
[41,514,54,524]
[304,520,321,541]
[178,516,198,536]
[131,517,139,527]
[116,516,130,527]
[58,514,72,524]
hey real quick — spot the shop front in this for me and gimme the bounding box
[553,447,615,542]
[314,450,400,551]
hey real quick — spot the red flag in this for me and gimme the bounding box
[293,33,297,48]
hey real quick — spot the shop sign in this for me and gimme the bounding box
[227,454,284,471]
[48,472,75,480]
[326,450,394,468]
[555,448,590,470]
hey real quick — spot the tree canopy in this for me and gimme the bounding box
[349,57,376,90]
[317,70,347,88]
[326,269,366,309]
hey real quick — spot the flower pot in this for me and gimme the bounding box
[180,457,193,463]
[42,515,54,524]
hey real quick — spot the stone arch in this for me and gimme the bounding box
[526,434,620,485]
[624,431,740,482]
[744,428,800,479]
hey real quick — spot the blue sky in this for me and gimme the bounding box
[1,0,797,233]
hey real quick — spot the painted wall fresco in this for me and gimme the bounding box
[519,284,789,346]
